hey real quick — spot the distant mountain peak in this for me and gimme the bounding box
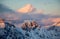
[17,4,45,14]
[17,4,36,13]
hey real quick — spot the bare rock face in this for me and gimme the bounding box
[0,18,5,28]
[21,20,40,31]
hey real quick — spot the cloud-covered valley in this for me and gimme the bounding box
[0,4,60,27]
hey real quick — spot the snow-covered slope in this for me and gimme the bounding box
[17,21,60,39]
[0,20,60,39]
[0,22,25,39]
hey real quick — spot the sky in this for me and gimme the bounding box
[0,0,60,15]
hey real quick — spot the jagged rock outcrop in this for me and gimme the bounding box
[21,20,40,31]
